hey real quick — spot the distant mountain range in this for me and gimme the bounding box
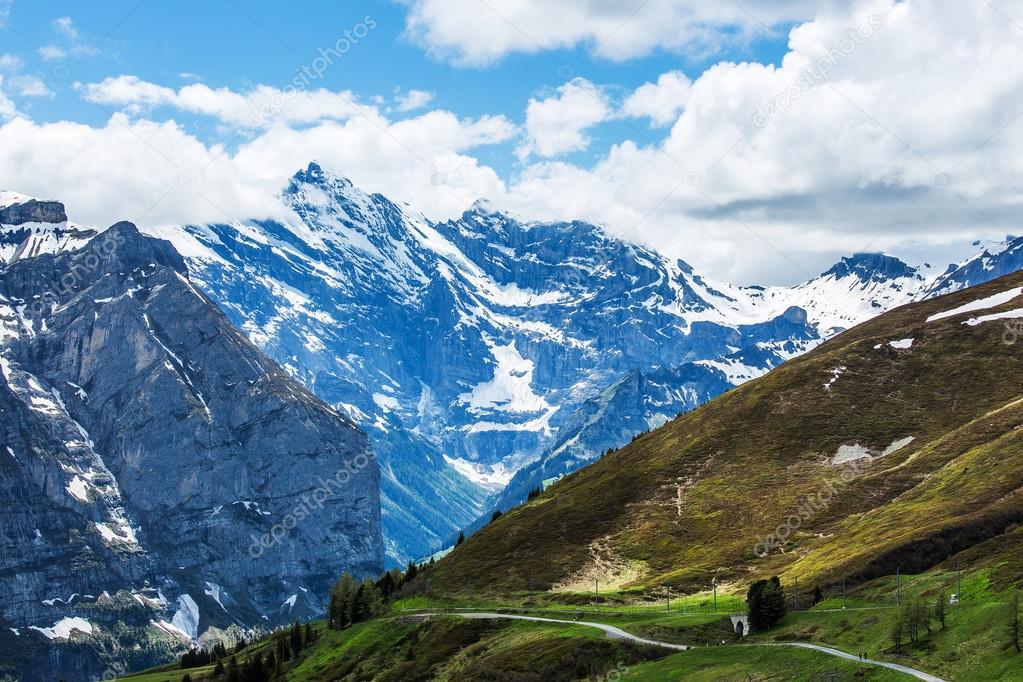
[4,166,1021,567]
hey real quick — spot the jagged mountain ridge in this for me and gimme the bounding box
[0,220,382,680]
[5,169,1016,566]
[924,235,1023,298]
[149,164,837,560]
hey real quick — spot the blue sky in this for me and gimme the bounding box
[2,0,791,175]
[0,1,1017,285]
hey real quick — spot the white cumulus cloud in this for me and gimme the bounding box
[623,71,693,127]
[517,78,611,159]
[394,89,434,112]
[489,0,1023,283]
[402,0,822,65]
[80,75,371,129]
[0,94,515,232]
[0,77,18,121]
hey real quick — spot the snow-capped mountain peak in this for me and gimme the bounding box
[821,252,919,283]
[923,234,1023,298]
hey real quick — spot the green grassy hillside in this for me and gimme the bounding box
[430,272,1023,597]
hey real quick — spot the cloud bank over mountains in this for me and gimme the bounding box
[1,0,1021,283]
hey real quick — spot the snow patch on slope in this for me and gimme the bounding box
[459,340,549,414]
[927,287,1023,322]
[444,455,515,491]
[29,617,93,640]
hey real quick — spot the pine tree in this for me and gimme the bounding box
[290,621,303,657]
[277,632,290,661]
[182,675,192,682]
[378,570,395,600]
[812,585,824,606]
[456,531,465,546]
[304,622,315,644]
[365,577,383,617]
[213,658,225,675]
[902,601,928,644]
[747,576,786,631]
[935,591,947,630]
[248,652,266,682]
[329,572,355,628]
[226,656,240,682]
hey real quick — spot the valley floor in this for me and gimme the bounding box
[119,567,1023,681]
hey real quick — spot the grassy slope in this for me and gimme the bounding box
[119,617,670,681]
[119,614,926,681]
[429,271,1023,596]
[119,548,1023,680]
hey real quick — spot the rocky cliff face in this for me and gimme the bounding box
[0,198,68,226]
[0,191,96,264]
[0,220,382,680]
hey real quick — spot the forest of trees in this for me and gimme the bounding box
[328,558,434,629]
[178,622,316,680]
[890,595,956,653]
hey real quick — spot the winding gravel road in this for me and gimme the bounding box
[422,611,946,681]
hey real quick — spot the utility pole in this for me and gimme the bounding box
[594,579,599,612]
[467,577,472,608]
[897,568,901,606]
[713,578,718,613]
[666,584,671,613]
[842,577,846,609]
[956,560,961,604]
[794,576,798,612]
